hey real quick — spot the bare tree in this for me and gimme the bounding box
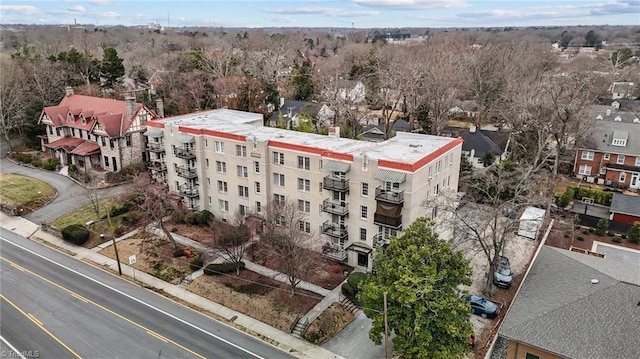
[261,198,318,296]
[212,212,250,275]
[0,59,29,151]
[128,172,180,249]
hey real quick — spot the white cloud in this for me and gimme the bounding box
[0,5,38,15]
[96,11,120,19]
[68,5,86,13]
[263,7,378,17]
[89,0,111,5]
[352,0,470,9]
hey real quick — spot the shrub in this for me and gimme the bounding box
[195,210,214,225]
[184,212,197,225]
[627,223,640,244]
[189,257,204,271]
[12,152,34,164]
[61,224,90,245]
[577,235,584,241]
[341,282,355,299]
[42,158,59,171]
[612,236,622,243]
[173,248,185,257]
[203,262,244,275]
[563,231,570,238]
[110,204,129,217]
[347,272,367,291]
[596,218,609,236]
[31,159,42,167]
[170,209,186,224]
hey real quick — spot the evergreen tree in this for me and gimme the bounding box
[291,59,314,101]
[100,47,125,88]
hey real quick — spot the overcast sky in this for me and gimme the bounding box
[1,0,638,28]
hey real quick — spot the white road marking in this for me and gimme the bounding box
[0,236,267,359]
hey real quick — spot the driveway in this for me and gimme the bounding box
[322,312,389,359]
[0,159,127,224]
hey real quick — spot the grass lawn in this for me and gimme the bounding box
[52,197,119,229]
[0,173,56,212]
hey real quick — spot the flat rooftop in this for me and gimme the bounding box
[155,109,459,165]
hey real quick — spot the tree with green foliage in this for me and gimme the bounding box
[358,218,474,359]
[100,47,125,88]
[628,222,640,244]
[480,152,496,167]
[584,30,601,49]
[291,59,314,101]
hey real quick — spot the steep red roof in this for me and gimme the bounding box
[70,141,100,156]
[41,93,146,138]
[44,137,84,151]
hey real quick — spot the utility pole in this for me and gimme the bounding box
[106,207,122,275]
[383,291,389,359]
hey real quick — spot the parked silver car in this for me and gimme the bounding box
[493,256,512,288]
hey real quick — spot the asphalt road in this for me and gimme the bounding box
[0,228,295,359]
[0,159,126,224]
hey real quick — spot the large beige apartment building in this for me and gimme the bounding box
[145,109,463,271]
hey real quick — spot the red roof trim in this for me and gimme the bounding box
[378,137,463,172]
[198,128,246,142]
[146,121,164,129]
[268,140,354,161]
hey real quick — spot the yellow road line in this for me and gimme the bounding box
[0,293,83,359]
[10,262,26,271]
[1,256,207,359]
[146,330,169,343]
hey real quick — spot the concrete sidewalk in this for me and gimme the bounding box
[0,212,344,359]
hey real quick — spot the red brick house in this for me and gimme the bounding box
[38,87,160,173]
[573,105,640,191]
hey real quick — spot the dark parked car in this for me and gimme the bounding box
[493,256,513,288]
[462,294,499,319]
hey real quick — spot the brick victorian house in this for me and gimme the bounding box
[38,87,161,173]
[573,103,640,191]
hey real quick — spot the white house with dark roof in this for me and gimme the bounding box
[145,108,463,271]
[497,245,640,359]
[610,82,636,99]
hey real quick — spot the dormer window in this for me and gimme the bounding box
[612,130,628,147]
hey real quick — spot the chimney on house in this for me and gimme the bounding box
[279,97,285,108]
[328,126,341,138]
[155,98,165,118]
[65,86,74,97]
[125,93,136,119]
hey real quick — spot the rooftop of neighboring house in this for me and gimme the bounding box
[499,245,640,359]
[441,126,509,158]
[41,89,147,138]
[610,193,640,217]
[360,119,412,141]
[150,109,462,167]
[336,79,362,89]
[595,98,640,112]
[583,106,640,155]
[268,100,328,123]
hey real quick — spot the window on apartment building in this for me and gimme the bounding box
[433,184,440,196]
[256,202,261,213]
[525,354,539,359]
[357,253,369,267]
[447,176,451,188]
[239,204,248,216]
[449,153,454,166]
[216,161,227,173]
[219,200,229,212]
[237,165,248,178]
[255,182,261,194]
[578,165,592,175]
[361,183,368,196]
[603,153,610,160]
[298,156,310,170]
[204,139,208,148]
[273,151,284,165]
[207,178,211,186]
[101,136,106,146]
[206,158,209,168]
[444,155,449,167]
[214,141,224,153]
[360,228,367,241]
[297,178,310,192]
[298,200,311,213]
[581,151,594,160]
[104,156,109,167]
[254,161,260,173]
[274,194,285,205]
[125,135,131,147]
[617,155,625,164]
[217,180,228,193]
[436,160,442,174]
[361,206,368,219]
[208,196,212,204]
[299,221,311,233]
[110,139,115,149]
[600,167,607,175]
[236,145,247,157]
[273,173,285,186]
[636,156,640,167]
[620,172,627,182]
[238,185,249,198]
[431,206,438,219]
[71,128,76,137]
